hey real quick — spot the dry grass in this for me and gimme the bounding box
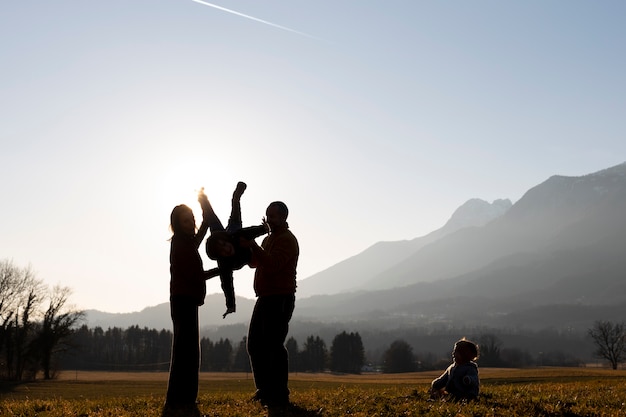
[54,366,626,383]
[2,368,626,416]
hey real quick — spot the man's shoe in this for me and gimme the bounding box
[266,404,288,417]
[250,390,267,405]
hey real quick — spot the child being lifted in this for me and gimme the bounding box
[202,182,268,318]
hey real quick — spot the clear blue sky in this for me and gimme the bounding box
[1,1,625,313]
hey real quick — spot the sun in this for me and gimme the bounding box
[155,156,238,232]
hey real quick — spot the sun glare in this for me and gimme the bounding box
[156,156,238,233]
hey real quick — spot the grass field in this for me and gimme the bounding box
[2,368,626,416]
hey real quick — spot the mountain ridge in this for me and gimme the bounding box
[84,162,626,333]
[296,197,512,297]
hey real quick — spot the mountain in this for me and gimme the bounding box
[293,162,626,329]
[84,294,255,329]
[296,198,512,297]
[83,198,512,329]
[84,162,626,332]
[359,162,626,290]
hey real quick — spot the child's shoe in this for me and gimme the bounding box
[233,182,247,200]
[222,306,236,319]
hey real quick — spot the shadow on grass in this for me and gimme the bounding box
[0,380,21,394]
[268,403,323,417]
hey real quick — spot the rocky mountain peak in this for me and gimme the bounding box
[442,198,512,230]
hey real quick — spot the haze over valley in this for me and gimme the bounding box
[86,162,626,337]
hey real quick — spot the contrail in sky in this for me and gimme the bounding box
[191,0,318,40]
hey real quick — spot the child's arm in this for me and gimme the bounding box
[238,227,268,268]
[430,365,451,395]
[460,365,480,395]
[204,267,220,280]
[462,371,479,387]
[238,225,268,241]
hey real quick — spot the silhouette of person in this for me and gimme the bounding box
[242,201,299,410]
[204,181,268,318]
[430,338,480,402]
[164,189,217,416]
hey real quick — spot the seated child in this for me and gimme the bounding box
[202,182,267,318]
[430,338,480,401]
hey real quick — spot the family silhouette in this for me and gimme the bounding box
[164,183,300,417]
[164,184,480,417]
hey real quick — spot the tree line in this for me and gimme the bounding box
[60,327,369,374]
[59,326,419,374]
[3,258,626,380]
[0,260,84,381]
[59,325,626,374]
[60,328,428,374]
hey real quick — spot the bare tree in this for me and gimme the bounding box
[0,259,28,341]
[0,260,20,373]
[14,285,41,380]
[34,285,85,379]
[477,333,503,367]
[1,260,84,380]
[588,320,626,370]
[0,260,45,380]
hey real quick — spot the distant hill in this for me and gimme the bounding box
[84,162,626,333]
[84,293,254,330]
[296,198,512,297]
[358,162,626,291]
[83,199,512,329]
[294,162,626,330]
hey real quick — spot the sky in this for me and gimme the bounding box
[1,1,625,314]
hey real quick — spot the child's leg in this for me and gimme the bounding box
[227,182,246,232]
